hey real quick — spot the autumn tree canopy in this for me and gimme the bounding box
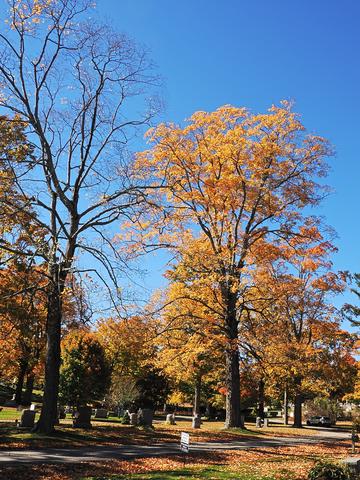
[132,103,333,427]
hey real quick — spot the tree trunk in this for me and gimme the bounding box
[193,374,202,416]
[223,288,242,429]
[23,372,35,406]
[14,359,28,405]
[293,391,303,428]
[34,282,62,433]
[283,387,289,425]
[224,346,242,428]
[205,402,216,420]
[257,379,265,420]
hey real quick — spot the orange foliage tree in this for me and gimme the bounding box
[95,316,170,410]
[0,261,47,404]
[244,235,355,427]
[131,103,332,427]
[153,280,224,417]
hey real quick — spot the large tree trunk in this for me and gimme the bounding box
[293,380,303,428]
[34,280,62,433]
[257,379,265,420]
[193,374,202,416]
[14,358,28,405]
[224,289,242,429]
[225,346,242,428]
[283,387,289,425]
[23,372,35,406]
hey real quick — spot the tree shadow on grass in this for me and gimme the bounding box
[0,463,243,480]
[0,422,181,449]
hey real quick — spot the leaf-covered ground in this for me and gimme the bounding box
[0,407,325,450]
[0,440,353,480]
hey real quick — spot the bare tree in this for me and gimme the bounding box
[0,0,159,433]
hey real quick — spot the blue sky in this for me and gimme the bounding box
[101,0,360,316]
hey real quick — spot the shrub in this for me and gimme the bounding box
[308,461,350,480]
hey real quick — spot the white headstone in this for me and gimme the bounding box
[130,412,138,426]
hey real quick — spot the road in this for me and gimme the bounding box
[0,427,351,465]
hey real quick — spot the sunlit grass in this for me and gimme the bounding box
[82,466,282,480]
[0,407,350,449]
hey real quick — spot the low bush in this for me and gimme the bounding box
[308,461,350,480]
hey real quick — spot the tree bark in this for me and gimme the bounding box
[224,289,243,429]
[34,278,62,433]
[193,374,202,416]
[224,346,242,428]
[257,379,265,420]
[283,387,289,425]
[14,358,28,405]
[23,372,35,406]
[293,379,303,428]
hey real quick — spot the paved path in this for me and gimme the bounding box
[0,428,351,465]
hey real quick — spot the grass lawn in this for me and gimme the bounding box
[0,442,353,480]
[0,406,24,421]
[0,407,350,449]
[82,466,279,480]
[0,407,354,480]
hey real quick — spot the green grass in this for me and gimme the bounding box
[0,406,41,423]
[0,420,181,449]
[0,407,122,424]
[82,466,284,480]
[0,424,104,443]
[0,406,28,421]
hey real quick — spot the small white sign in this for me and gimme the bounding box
[180,432,190,452]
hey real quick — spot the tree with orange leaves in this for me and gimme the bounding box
[133,102,332,427]
[0,262,91,405]
[244,235,355,427]
[96,315,170,411]
[154,279,224,418]
[0,260,47,404]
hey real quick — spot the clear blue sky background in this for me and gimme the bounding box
[102,0,360,317]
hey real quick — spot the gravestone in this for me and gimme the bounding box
[19,409,36,428]
[30,404,36,411]
[94,408,108,419]
[256,417,262,428]
[192,414,201,429]
[138,408,153,427]
[263,418,269,428]
[117,406,125,417]
[166,413,176,425]
[5,394,17,407]
[129,412,138,426]
[73,406,92,429]
[58,406,66,419]
[342,457,360,477]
